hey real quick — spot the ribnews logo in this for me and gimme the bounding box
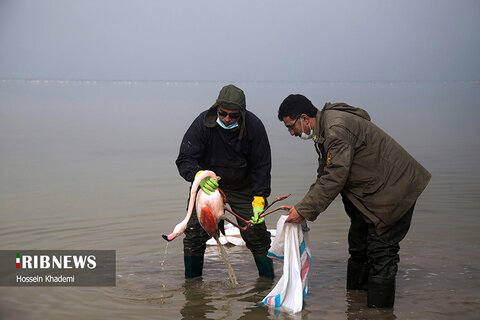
[15,252,97,269]
[1,250,116,287]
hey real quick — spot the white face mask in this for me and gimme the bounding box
[300,118,313,140]
[216,117,239,130]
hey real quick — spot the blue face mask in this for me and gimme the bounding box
[216,117,239,130]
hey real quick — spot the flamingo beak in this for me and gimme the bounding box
[162,233,177,242]
[199,205,217,237]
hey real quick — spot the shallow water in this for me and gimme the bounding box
[0,80,479,319]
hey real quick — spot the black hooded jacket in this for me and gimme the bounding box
[176,110,271,198]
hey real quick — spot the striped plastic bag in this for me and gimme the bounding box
[260,215,311,313]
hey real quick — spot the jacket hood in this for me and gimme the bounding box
[204,84,247,140]
[322,102,371,121]
[215,84,246,110]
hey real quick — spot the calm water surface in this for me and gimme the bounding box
[0,80,479,319]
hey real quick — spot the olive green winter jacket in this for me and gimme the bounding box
[295,103,431,234]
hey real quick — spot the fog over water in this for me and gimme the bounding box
[1,1,479,82]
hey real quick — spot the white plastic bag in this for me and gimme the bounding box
[260,215,311,313]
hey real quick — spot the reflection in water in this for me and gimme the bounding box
[181,277,275,320]
[346,290,397,320]
[181,279,215,320]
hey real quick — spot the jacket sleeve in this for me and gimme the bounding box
[295,125,354,221]
[247,119,272,198]
[175,114,208,182]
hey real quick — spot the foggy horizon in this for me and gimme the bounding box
[1,0,479,82]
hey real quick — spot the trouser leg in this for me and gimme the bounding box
[366,203,415,308]
[342,195,415,308]
[342,195,369,291]
[225,187,274,279]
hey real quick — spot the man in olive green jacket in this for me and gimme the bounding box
[278,94,431,308]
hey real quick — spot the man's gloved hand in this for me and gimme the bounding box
[195,171,219,195]
[250,196,265,225]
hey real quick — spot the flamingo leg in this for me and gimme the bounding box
[223,217,249,231]
[259,205,291,219]
[222,194,291,231]
[258,194,291,216]
[224,206,250,224]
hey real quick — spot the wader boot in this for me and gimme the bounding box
[254,256,274,279]
[184,255,204,279]
[346,259,369,291]
[367,276,395,308]
[343,194,369,291]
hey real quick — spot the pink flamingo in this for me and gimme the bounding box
[163,170,291,241]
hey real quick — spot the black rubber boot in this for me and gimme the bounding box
[346,259,369,291]
[367,276,395,308]
[254,256,274,279]
[184,255,204,279]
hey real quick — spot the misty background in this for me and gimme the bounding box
[0,0,479,82]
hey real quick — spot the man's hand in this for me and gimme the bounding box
[285,206,305,224]
[250,196,265,225]
[250,206,265,225]
[195,170,220,195]
[199,177,218,195]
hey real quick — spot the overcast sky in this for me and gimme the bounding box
[0,0,479,82]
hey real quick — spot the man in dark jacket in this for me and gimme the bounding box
[176,84,274,279]
[277,94,431,308]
